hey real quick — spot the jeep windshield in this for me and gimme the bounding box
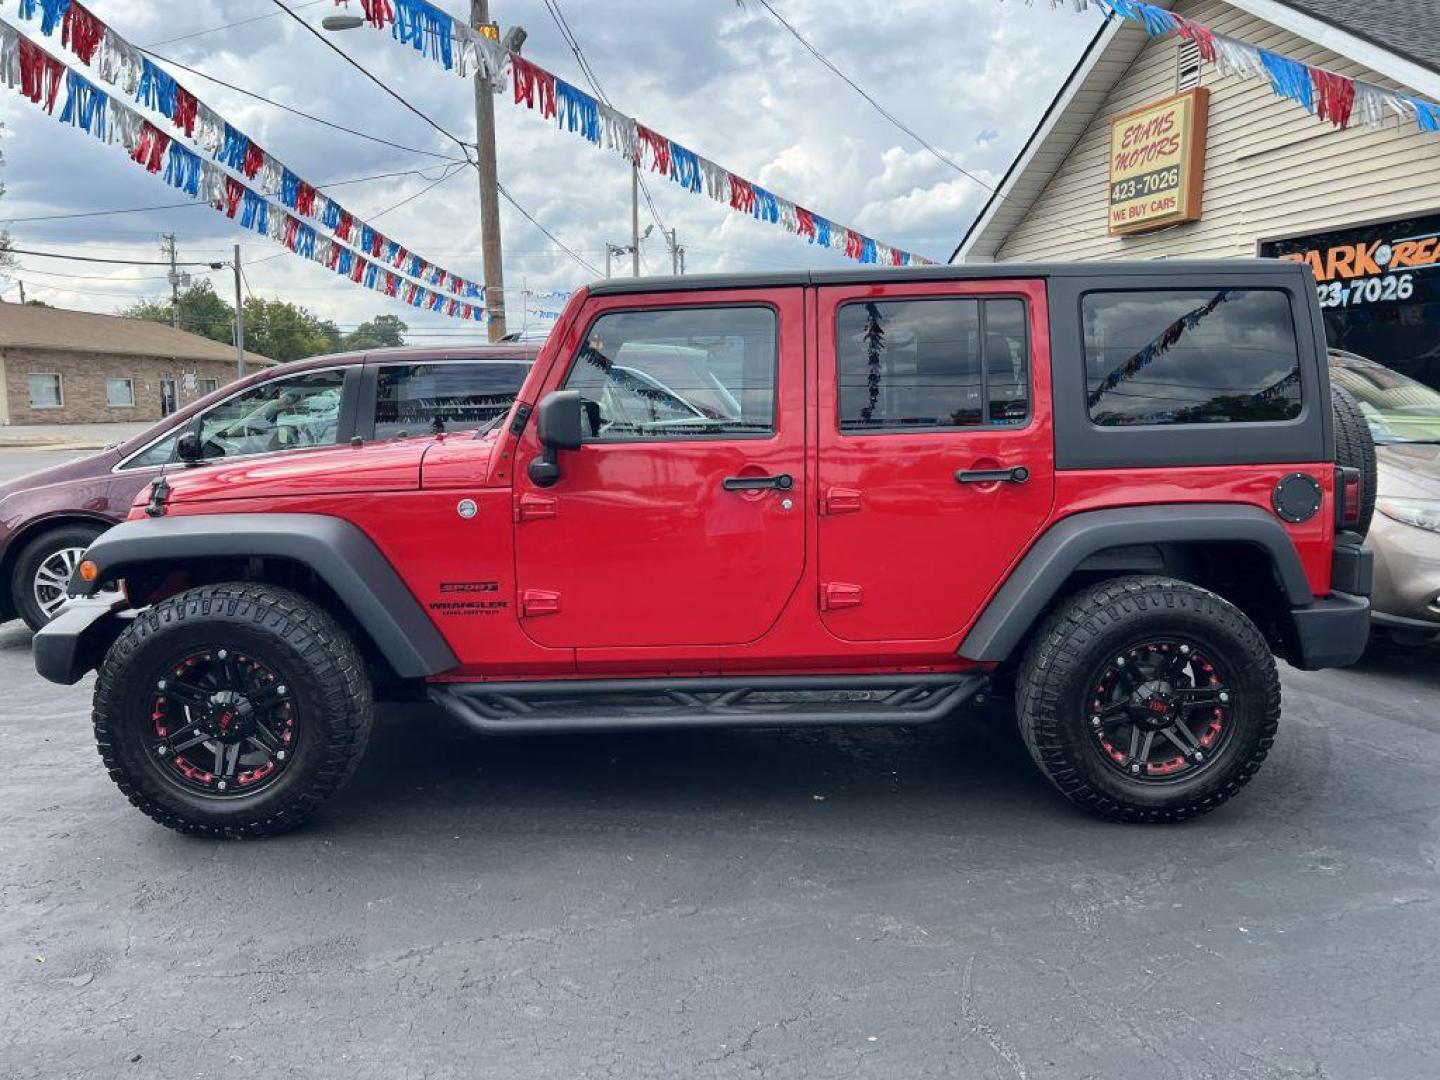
[1330,351,1440,444]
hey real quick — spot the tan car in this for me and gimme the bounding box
[1330,350,1440,644]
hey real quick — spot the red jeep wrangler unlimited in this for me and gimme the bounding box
[36,262,1373,836]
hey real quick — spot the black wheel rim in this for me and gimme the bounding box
[1084,638,1234,784]
[145,648,298,797]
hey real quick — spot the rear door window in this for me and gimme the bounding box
[1083,289,1302,426]
[835,297,1030,431]
[373,362,530,439]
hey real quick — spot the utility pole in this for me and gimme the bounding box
[631,164,641,277]
[665,228,685,275]
[232,244,246,380]
[17,281,25,304]
[162,233,180,329]
[471,0,507,341]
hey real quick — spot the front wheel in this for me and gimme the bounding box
[1017,576,1280,823]
[93,584,373,838]
[11,523,107,631]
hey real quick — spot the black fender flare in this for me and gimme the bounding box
[71,513,457,678]
[958,504,1314,663]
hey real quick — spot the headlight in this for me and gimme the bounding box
[1377,498,1440,533]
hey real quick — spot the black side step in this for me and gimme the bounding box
[429,673,988,735]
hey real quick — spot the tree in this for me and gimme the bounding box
[121,280,235,344]
[240,297,343,364]
[341,314,408,352]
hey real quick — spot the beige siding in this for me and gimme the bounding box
[995,0,1440,262]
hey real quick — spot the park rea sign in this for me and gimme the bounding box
[1108,88,1210,236]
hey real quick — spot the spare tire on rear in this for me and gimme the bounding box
[1331,385,1377,538]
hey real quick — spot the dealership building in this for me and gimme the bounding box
[953,0,1440,389]
[0,303,270,425]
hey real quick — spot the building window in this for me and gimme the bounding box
[199,378,220,396]
[27,373,63,410]
[1082,289,1303,426]
[106,378,136,408]
[836,297,1030,431]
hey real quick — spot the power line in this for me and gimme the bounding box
[497,183,601,276]
[7,246,226,267]
[267,0,476,159]
[269,1,599,278]
[142,0,328,48]
[542,0,667,240]
[745,0,995,193]
[0,163,475,227]
[746,0,1108,244]
[369,163,466,221]
[137,46,464,163]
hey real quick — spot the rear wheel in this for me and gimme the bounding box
[93,583,372,838]
[11,523,107,631]
[1332,385,1377,537]
[1017,576,1280,823]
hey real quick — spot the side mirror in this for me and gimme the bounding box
[175,430,204,466]
[528,391,587,487]
[536,390,585,451]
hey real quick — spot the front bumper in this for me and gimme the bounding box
[33,597,131,685]
[1369,512,1440,628]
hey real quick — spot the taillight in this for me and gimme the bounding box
[1336,466,1362,530]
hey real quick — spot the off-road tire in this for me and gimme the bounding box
[1017,576,1280,823]
[11,522,106,632]
[1332,385,1377,538]
[93,583,373,838]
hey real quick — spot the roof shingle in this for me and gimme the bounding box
[1276,0,1440,77]
[0,303,272,367]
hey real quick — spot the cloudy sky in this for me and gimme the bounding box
[0,0,1101,343]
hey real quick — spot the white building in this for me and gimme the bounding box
[953,0,1440,388]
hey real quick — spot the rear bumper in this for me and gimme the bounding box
[33,597,130,685]
[1290,591,1371,670]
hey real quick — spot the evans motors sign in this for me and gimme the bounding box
[1108,88,1209,236]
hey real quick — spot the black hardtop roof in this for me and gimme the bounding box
[586,260,1308,296]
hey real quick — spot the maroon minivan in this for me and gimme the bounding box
[0,344,536,630]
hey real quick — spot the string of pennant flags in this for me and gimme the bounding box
[332,0,932,267]
[2,0,496,319]
[1023,0,1440,135]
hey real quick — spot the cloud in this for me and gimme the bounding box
[0,0,1098,331]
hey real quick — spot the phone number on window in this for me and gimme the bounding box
[1317,273,1415,309]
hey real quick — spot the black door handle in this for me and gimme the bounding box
[723,473,794,492]
[956,466,1030,485]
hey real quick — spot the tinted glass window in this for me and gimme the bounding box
[196,369,345,460]
[373,362,529,440]
[836,298,1029,431]
[563,307,776,440]
[1083,290,1302,426]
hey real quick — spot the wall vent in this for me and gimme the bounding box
[1176,39,1203,92]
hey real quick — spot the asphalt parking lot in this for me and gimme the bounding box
[3,454,1440,1078]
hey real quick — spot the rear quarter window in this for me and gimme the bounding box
[1083,289,1302,426]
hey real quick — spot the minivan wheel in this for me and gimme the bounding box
[93,583,373,838]
[1017,576,1280,823]
[11,523,106,632]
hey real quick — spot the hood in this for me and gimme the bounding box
[0,447,122,505]
[151,437,439,508]
[1377,442,1440,500]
